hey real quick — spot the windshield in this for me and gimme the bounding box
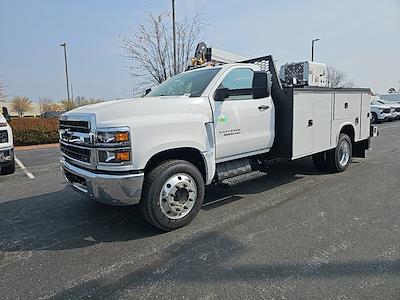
[377,100,397,106]
[146,68,221,98]
[373,101,384,105]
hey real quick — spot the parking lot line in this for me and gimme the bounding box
[14,156,35,179]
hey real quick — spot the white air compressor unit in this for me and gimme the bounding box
[280,61,327,87]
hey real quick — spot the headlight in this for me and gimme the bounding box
[97,128,130,146]
[98,149,131,163]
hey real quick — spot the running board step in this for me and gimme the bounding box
[216,157,256,181]
[221,171,267,187]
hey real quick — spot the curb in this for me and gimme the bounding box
[15,143,59,151]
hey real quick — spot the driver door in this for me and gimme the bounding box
[213,67,274,161]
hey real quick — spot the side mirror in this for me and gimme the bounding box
[214,88,229,101]
[252,71,271,99]
[145,88,151,95]
[2,107,11,123]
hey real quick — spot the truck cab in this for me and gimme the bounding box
[0,107,15,175]
[59,50,374,231]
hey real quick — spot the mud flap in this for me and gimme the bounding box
[353,138,370,158]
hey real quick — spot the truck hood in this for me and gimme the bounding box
[371,103,391,109]
[383,102,400,108]
[63,96,212,127]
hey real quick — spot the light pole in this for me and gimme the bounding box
[172,0,177,75]
[311,38,320,62]
[60,43,71,110]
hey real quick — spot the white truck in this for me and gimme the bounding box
[0,107,15,175]
[374,99,400,120]
[370,100,393,123]
[59,51,376,231]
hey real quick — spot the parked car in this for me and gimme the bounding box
[0,107,15,175]
[40,111,65,118]
[371,100,392,123]
[375,99,400,120]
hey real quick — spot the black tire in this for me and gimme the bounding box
[312,152,329,171]
[1,158,16,175]
[140,159,205,231]
[326,133,352,173]
[371,112,378,124]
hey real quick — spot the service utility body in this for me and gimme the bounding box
[59,43,377,230]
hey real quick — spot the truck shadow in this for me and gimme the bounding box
[50,232,400,298]
[0,157,325,253]
[202,157,323,208]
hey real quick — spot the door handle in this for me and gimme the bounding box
[308,119,313,127]
[258,105,270,111]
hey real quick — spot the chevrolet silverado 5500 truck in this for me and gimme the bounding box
[59,53,376,231]
[0,107,15,175]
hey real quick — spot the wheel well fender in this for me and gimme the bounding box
[144,148,207,181]
[339,124,355,143]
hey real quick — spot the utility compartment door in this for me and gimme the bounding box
[360,93,371,140]
[292,92,314,158]
[312,93,332,153]
[334,93,361,120]
[292,91,333,159]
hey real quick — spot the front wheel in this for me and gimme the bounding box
[326,133,352,173]
[140,160,205,231]
[1,158,16,175]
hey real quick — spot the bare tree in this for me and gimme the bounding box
[78,97,105,106]
[60,97,105,110]
[326,66,354,88]
[39,97,63,113]
[60,98,77,111]
[121,11,207,87]
[11,96,33,117]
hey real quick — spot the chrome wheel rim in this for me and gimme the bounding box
[159,173,197,219]
[339,140,350,167]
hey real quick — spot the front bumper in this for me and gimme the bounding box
[0,147,14,165]
[60,158,144,206]
[378,113,391,121]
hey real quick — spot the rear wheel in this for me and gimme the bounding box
[140,159,205,231]
[326,133,352,173]
[0,158,15,175]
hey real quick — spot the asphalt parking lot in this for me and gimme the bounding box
[1,122,400,299]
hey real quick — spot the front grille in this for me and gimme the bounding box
[396,108,400,112]
[60,120,90,133]
[60,143,91,163]
[59,116,93,165]
[383,108,391,113]
[0,130,8,143]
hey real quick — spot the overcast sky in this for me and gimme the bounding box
[0,0,399,101]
